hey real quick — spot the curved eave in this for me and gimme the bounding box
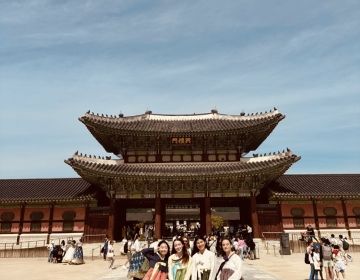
[270,193,360,200]
[79,111,285,136]
[0,195,96,205]
[65,152,300,180]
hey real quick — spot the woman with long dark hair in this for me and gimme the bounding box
[215,237,242,280]
[168,238,192,280]
[142,240,171,280]
[191,236,215,280]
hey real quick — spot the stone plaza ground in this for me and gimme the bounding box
[1,251,359,280]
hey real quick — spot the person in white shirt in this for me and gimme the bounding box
[132,234,142,253]
[329,234,338,247]
[191,236,215,280]
[107,240,115,269]
[215,237,242,280]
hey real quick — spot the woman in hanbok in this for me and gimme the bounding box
[142,240,170,280]
[168,238,192,280]
[62,240,75,263]
[71,240,84,264]
[191,236,215,280]
[215,238,242,280]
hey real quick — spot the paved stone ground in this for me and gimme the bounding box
[98,257,280,280]
[99,263,279,280]
[1,252,359,280]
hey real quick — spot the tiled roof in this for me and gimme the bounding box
[80,109,284,134]
[65,151,300,179]
[0,178,94,204]
[269,174,360,199]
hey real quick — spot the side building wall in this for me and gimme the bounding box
[0,204,87,244]
[280,199,360,239]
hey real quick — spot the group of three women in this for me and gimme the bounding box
[137,236,242,280]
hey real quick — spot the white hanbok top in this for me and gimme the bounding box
[191,249,215,280]
[217,253,242,280]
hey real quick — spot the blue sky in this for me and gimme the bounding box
[0,0,359,179]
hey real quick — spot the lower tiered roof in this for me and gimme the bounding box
[65,151,299,179]
[65,151,300,197]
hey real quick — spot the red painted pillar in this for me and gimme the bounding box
[312,199,320,238]
[107,198,115,240]
[155,195,162,239]
[47,204,54,244]
[277,201,284,232]
[341,199,351,238]
[250,194,259,238]
[204,197,212,235]
[17,204,26,245]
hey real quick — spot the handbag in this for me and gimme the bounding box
[128,252,149,279]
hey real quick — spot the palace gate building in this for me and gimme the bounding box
[66,108,299,239]
[1,109,360,244]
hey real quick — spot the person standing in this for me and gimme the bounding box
[102,236,109,261]
[47,241,55,263]
[168,238,192,280]
[306,241,318,280]
[306,225,318,242]
[191,236,215,280]
[122,236,134,269]
[215,237,242,280]
[71,239,85,265]
[142,240,171,280]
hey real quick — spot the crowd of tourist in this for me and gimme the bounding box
[305,231,351,280]
[47,239,84,265]
[99,225,255,280]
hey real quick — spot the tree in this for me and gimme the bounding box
[211,215,224,230]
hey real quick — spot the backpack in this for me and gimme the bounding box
[342,240,349,250]
[322,245,332,261]
[304,252,310,264]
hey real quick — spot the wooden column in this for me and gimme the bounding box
[107,197,115,240]
[204,196,212,236]
[250,193,259,238]
[47,204,54,244]
[17,204,26,245]
[84,203,90,237]
[277,201,284,232]
[117,200,127,240]
[341,199,351,238]
[312,199,320,237]
[155,194,162,239]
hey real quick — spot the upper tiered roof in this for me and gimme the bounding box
[79,108,284,155]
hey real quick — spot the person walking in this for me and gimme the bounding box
[320,238,334,280]
[191,236,215,280]
[215,237,243,280]
[142,240,171,280]
[168,238,192,280]
[107,240,115,269]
